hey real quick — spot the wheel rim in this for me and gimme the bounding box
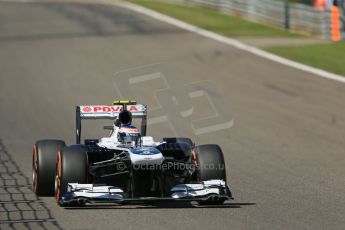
[54,175,59,197]
[32,145,38,192]
[191,149,200,182]
[55,151,62,202]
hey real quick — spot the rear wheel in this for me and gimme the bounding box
[193,144,227,205]
[55,146,87,206]
[32,140,66,196]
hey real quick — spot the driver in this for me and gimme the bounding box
[117,124,140,147]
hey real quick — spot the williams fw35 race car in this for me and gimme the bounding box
[32,100,233,206]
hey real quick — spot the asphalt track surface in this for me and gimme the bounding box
[1,1,345,229]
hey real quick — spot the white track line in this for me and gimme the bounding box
[114,1,345,84]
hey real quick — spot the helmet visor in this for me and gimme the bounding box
[118,132,140,145]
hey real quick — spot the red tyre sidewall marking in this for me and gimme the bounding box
[55,151,62,202]
[33,145,38,193]
[192,150,200,181]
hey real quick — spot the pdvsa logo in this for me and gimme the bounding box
[82,106,92,112]
[82,105,139,113]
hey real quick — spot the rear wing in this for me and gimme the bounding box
[75,104,147,144]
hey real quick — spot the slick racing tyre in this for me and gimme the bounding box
[55,146,87,207]
[32,140,66,196]
[193,144,227,205]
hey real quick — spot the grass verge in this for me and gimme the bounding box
[125,0,344,77]
[266,43,345,76]
[126,0,302,38]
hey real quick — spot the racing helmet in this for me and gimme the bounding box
[117,125,140,147]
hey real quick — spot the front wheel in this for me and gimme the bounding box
[193,144,227,205]
[55,146,87,206]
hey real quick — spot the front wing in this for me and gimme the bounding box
[59,180,233,206]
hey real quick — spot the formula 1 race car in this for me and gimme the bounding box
[32,100,233,206]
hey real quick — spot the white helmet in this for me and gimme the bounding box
[117,125,140,147]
